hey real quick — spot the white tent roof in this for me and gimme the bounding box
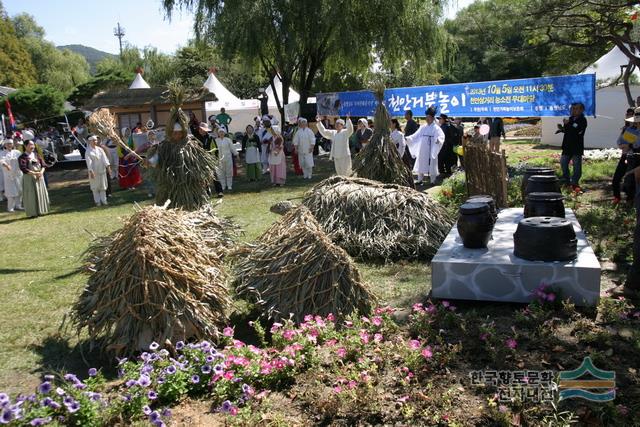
[129,73,150,89]
[203,72,241,103]
[265,75,300,106]
[582,45,640,86]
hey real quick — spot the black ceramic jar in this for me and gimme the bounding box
[457,202,494,249]
[466,195,498,223]
[524,192,565,218]
[513,216,577,261]
[521,167,554,199]
[525,175,561,197]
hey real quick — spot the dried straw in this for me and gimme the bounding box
[233,206,375,323]
[87,108,144,162]
[353,83,414,188]
[72,205,232,355]
[302,176,454,261]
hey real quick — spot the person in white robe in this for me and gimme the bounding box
[0,141,5,202]
[405,108,445,185]
[1,139,24,212]
[316,115,354,176]
[390,119,406,158]
[214,128,238,191]
[259,115,276,174]
[293,118,316,179]
[85,135,111,206]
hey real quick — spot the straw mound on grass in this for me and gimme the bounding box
[233,206,375,323]
[302,176,454,261]
[72,205,231,355]
[184,203,242,256]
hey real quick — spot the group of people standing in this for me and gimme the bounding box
[0,132,50,218]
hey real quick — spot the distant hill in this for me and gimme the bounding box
[57,44,117,73]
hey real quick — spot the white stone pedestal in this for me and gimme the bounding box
[431,208,601,306]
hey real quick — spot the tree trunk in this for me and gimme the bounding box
[623,59,636,108]
[280,74,291,126]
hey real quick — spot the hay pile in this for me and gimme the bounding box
[353,83,414,188]
[233,206,375,323]
[184,203,242,256]
[152,81,217,210]
[72,205,232,355]
[302,176,453,261]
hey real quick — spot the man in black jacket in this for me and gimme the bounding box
[560,103,588,192]
[437,114,457,176]
[403,110,419,170]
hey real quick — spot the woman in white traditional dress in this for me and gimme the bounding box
[293,118,315,179]
[316,115,354,176]
[85,135,111,206]
[1,138,24,212]
[214,128,238,191]
[242,125,261,181]
[18,140,49,218]
[390,119,406,158]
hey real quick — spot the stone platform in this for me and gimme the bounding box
[431,208,601,306]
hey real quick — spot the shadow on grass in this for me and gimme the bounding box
[0,268,45,274]
[29,335,119,381]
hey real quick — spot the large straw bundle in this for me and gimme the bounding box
[72,205,231,355]
[152,81,217,210]
[302,176,454,261]
[88,108,144,162]
[233,206,375,323]
[353,83,414,188]
[184,203,242,256]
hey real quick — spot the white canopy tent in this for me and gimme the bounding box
[203,71,260,133]
[541,46,640,149]
[129,73,150,89]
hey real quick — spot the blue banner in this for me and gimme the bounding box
[316,74,595,118]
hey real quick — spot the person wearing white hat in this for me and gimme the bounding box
[213,127,238,191]
[293,118,315,179]
[1,138,24,212]
[85,135,111,206]
[316,115,354,176]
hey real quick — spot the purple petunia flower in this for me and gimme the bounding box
[153,421,166,427]
[157,377,166,385]
[213,364,224,375]
[141,365,153,374]
[149,342,160,351]
[37,382,51,394]
[158,349,169,357]
[175,341,185,350]
[148,391,158,400]
[220,400,232,413]
[30,417,51,426]
[88,368,97,377]
[205,355,215,363]
[165,365,177,375]
[46,400,61,410]
[143,405,152,416]
[161,408,172,417]
[191,375,200,384]
[63,374,78,384]
[55,388,65,396]
[122,394,131,402]
[1,408,14,423]
[0,393,8,404]
[73,383,87,390]
[138,375,151,388]
[125,380,138,388]
[149,411,161,422]
[201,365,212,374]
[67,401,80,414]
[63,397,74,406]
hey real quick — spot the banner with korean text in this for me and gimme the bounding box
[316,74,595,118]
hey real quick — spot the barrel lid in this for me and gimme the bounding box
[525,167,553,173]
[529,175,558,182]
[519,216,571,228]
[459,202,490,214]
[526,192,564,201]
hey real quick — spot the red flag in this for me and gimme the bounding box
[631,11,638,21]
[4,99,16,130]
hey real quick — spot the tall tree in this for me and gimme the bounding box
[11,12,90,93]
[0,84,65,123]
[163,0,453,122]
[0,3,37,87]
[529,0,640,106]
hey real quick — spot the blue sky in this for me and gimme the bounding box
[3,0,474,55]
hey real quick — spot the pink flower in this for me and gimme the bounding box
[421,346,433,359]
[333,386,342,393]
[425,305,437,315]
[327,313,335,322]
[359,372,370,382]
[344,320,353,327]
[408,339,421,350]
[373,333,383,343]
[479,333,490,341]
[546,293,556,302]
[359,330,370,344]
[347,380,357,389]
[282,329,296,341]
[223,371,235,380]
[223,327,234,337]
[325,339,337,347]
[498,405,507,413]
[230,406,238,415]
[412,303,424,312]
[397,395,409,403]
[336,348,347,358]
[270,322,283,333]
[315,317,326,328]
[306,334,317,344]
[372,316,382,326]
[441,301,450,308]
[505,338,518,349]
[233,340,245,348]
[304,314,314,322]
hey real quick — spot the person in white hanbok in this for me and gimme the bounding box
[259,116,277,174]
[85,135,111,206]
[316,115,354,176]
[293,118,316,179]
[1,139,24,212]
[214,128,238,191]
[405,108,445,185]
[390,119,406,158]
[0,141,6,202]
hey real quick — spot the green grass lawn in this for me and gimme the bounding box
[0,157,428,395]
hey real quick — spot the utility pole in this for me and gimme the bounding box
[113,22,125,59]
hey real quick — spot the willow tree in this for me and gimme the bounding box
[163,0,453,122]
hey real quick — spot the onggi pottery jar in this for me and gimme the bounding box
[521,167,554,199]
[525,175,560,197]
[524,192,565,218]
[466,195,498,223]
[513,216,577,261]
[457,202,494,249]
